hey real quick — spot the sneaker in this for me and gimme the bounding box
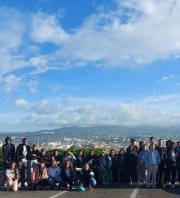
[24,182,28,187]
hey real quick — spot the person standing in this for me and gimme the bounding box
[2,137,15,169]
[145,144,160,188]
[156,139,166,187]
[137,144,148,185]
[16,138,31,187]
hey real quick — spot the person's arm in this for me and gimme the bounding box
[108,156,112,170]
[69,152,76,161]
[2,145,7,161]
[42,168,48,179]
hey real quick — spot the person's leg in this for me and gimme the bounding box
[152,164,158,186]
[108,169,113,185]
[171,166,176,185]
[104,170,109,185]
[48,177,55,187]
[20,163,26,186]
[12,180,18,191]
[147,165,152,186]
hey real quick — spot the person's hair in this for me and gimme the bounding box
[89,149,94,155]
[64,160,73,169]
[22,137,28,142]
[5,136,11,143]
[119,148,125,154]
[110,148,115,153]
[150,136,155,141]
[53,149,58,153]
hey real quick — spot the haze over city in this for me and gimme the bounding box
[1,0,180,132]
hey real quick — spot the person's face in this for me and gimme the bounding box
[65,161,70,168]
[150,138,155,144]
[120,149,124,155]
[79,151,83,156]
[10,163,15,169]
[7,139,11,145]
[143,145,147,151]
[139,142,143,147]
[90,151,94,156]
[54,151,58,156]
[102,151,106,156]
[52,161,57,168]
[111,150,115,156]
[151,144,155,150]
[32,145,37,150]
[85,164,89,170]
[131,141,135,146]
[23,139,28,145]
[40,162,45,169]
[158,140,163,147]
[172,143,176,149]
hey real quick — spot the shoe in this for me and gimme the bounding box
[24,182,28,187]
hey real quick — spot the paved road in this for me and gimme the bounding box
[0,186,179,198]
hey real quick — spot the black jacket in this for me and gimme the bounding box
[2,143,16,162]
[16,144,31,162]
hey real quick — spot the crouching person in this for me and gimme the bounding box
[6,162,19,192]
[32,161,48,190]
[61,160,74,190]
[48,160,62,189]
[81,163,96,191]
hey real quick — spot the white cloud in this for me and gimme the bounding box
[0,94,179,132]
[0,74,22,92]
[15,99,30,108]
[157,74,174,82]
[30,13,69,44]
[1,0,180,81]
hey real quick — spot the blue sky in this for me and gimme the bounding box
[0,0,180,132]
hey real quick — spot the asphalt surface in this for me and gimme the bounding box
[0,186,179,198]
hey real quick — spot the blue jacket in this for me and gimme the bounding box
[145,150,160,167]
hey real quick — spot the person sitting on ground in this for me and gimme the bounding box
[32,160,48,190]
[80,162,96,191]
[61,160,75,190]
[48,160,62,189]
[6,162,19,192]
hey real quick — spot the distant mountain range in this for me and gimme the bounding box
[37,125,180,136]
[1,125,180,137]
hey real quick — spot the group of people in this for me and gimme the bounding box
[1,136,180,192]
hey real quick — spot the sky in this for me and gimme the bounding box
[0,0,180,132]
